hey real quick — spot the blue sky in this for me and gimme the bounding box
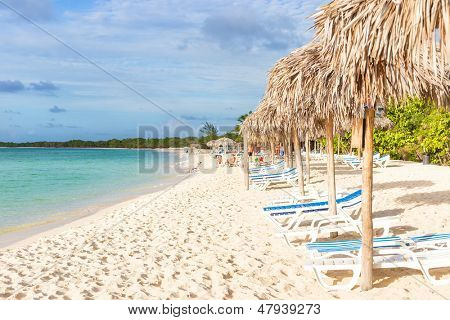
[0,0,326,142]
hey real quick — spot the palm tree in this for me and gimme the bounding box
[237,111,252,125]
[227,112,252,142]
[200,122,218,140]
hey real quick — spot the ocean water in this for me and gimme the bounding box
[0,148,180,233]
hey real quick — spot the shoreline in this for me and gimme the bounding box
[0,147,185,151]
[0,173,189,249]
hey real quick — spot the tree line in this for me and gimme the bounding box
[0,113,252,149]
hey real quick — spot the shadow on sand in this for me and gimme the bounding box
[396,190,450,207]
[374,180,434,191]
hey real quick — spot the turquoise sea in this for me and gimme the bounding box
[0,148,180,236]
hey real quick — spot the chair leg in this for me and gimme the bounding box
[312,265,361,291]
[419,264,450,286]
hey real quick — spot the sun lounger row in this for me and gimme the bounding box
[249,160,285,174]
[340,153,390,169]
[258,186,449,291]
[263,189,400,243]
[250,167,299,191]
[305,233,450,290]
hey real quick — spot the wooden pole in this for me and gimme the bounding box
[361,108,375,291]
[325,116,337,218]
[243,132,249,190]
[283,138,289,167]
[292,128,305,196]
[337,134,341,156]
[270,140,275,164]
[287,137,293,168]
[305,132,311,184]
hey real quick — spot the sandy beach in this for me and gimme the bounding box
[0,156,449,300]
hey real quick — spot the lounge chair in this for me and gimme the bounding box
[249,161,285,174]
[305,233,450,291]
[268,187,349,206]
[263,189,363,232]
[279,206,400,246]
[374,154,390,168]
[346,159,363,170]
[344,154,385,170]
[250,167,298,191]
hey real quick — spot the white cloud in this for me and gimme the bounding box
[0,0,328,141]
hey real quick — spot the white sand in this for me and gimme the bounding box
[0,157,449,300]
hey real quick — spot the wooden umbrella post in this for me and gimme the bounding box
[284,138,290,167]
[287,137,293,168]
[325,116,337,224]
[292,128,305,196]
[337,134,341,156]
[270,140,275,164]
[243,131,249,191]
[305,132,311,184]
[361,108,375,291]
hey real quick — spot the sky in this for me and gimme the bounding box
[0,0,326,142]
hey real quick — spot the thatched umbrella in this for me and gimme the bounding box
[240,100,275,189]
[265,41,361,218]
[214,137,236,149]
[206,140,216,148]
[313,0,450,291]
[313,0,449,106]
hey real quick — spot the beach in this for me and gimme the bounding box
[0,156,449,300]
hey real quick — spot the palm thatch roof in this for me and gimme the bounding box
[214,137,236,146]
[241,99,281,143]
[265,41,365,134]
[312,0,450,109]
[243,1,449,145]
[314,0,449,66]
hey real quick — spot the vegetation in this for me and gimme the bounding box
[223,111,252,142]
[199,122,218,140]
[0,112,252,149]
[329,98,449,165]
[0,138,204,149]
[4,101,446,165]
[374,98,449,165]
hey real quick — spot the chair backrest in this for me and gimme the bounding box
[410,233,450,243]
[249,161,285,173]
[306,236,402,253]
[250,167,296,180]
[264,189,362,212]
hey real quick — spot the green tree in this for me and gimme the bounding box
[374,97,449,165]
[199,122,218,141]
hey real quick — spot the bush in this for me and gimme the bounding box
[373,98,449,165]
[330,98,449,166]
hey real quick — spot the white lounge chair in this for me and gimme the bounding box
[249,160,285,174]
[305,234,450,291]
[374,154,390,168]
[250,168,298,191]
[268,187,349,206]
[279,206,400,246]
[263,189,363,232]
[346,159,363,170]
[344,154,385,170]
